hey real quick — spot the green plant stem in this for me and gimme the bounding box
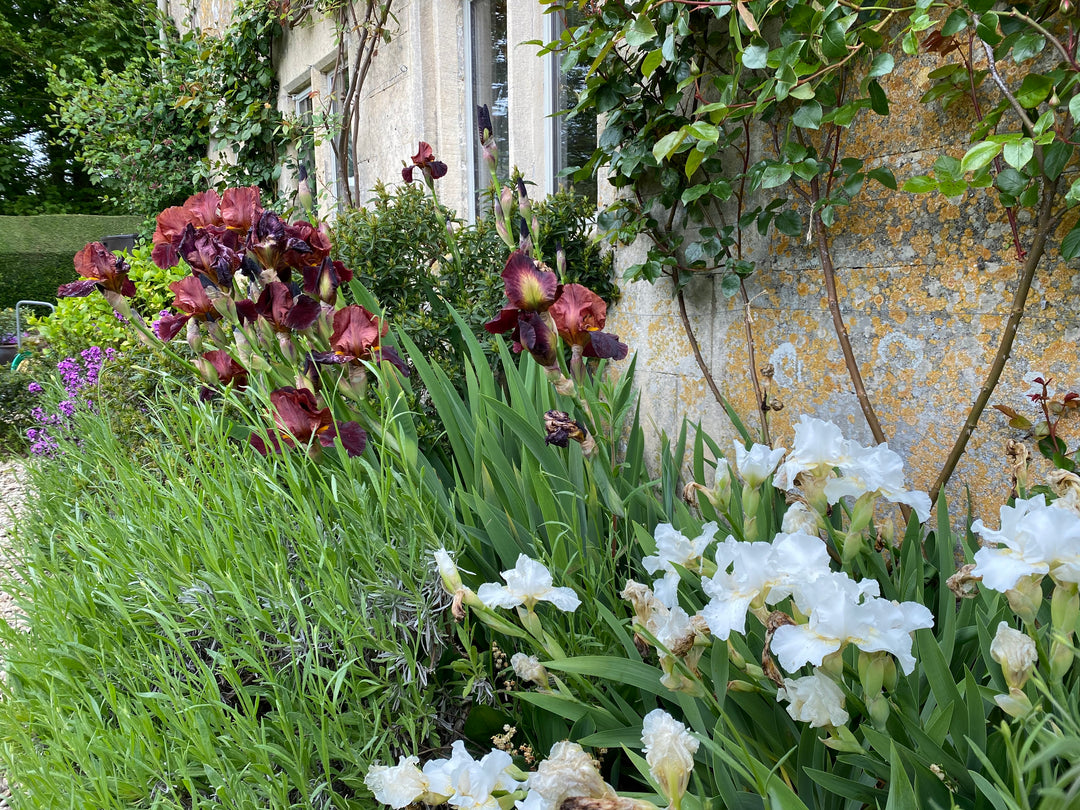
[930,176,1059,502]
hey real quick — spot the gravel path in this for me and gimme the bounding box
[0,458,28,809]
[0,460,27,630]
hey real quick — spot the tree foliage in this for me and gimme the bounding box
[50,0,286,215]
[0,0,157,213]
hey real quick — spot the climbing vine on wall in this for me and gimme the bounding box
[543,0,1080,493]
[51,0,285,214]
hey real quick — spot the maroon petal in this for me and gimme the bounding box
[429,161,448,180]
[203,350,247,387]
[484,306,520,335]
[402,166,416,183]
[583,330,628,361]
[501,251,557,312]
[550,283,607,345]
[57,279,100,298]
[233,299,257,325]
[283,294,321,331]
[152,241,179,271]
[220,186,262,232]
[330,305,384,357]
[184,189,222,227]
[376,345,410,376]
[309,351,352,365]
[517,312,558,368]
[335,422,368,456]
[155,313,190,342]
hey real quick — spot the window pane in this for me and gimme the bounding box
[471,0,509,213]
[556,7,597,206]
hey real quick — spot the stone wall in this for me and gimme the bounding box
[605,47,1079,516]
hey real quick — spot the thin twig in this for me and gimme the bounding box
[930,175,1060,502]
[810,197,888,446]
[740,280,771,444]
[672,266,729,412]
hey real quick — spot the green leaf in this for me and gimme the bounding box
[821,21,849,60]
[1043,140,1072,180]
[684,147,705,179]
[885,743,917,810]
[941,9,969,36]
[625,15,658,48]
[759,163,793,189]
[1015,73,1053,108]
[652,129,686,163]
[868,80,889,115]
[960,141,1002,174]
[937,177,968,197]
[1001,138,1034,170]
[544,657,667,696]
[868,53,894,78]
[791,101,822,130]
[742,43,769,69]
[994,167,1028,196]
[641,49,664,78]
[688,122,719,142]
[1011,32,1045,63]
[867,167,897,189]
[775,209,803,236]
[720,273,741,298]
[1061,221,1080,260]
[1070,93,1080,124]
[902,175,937,193]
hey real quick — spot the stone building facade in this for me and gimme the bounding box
[166,0,1078,514]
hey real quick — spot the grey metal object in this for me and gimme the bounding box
[101,233,138,253]
[14,300,54,352]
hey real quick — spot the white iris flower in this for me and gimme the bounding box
[477,554,581,613]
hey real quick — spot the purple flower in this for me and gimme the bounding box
[27,382,42,394]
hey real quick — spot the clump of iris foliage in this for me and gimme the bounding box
[4,135,1080,810]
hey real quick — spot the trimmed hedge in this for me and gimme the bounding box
[0,215,143,309]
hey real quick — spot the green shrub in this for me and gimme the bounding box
[31,243,188,357]
[0,214,142,309]
[332,183,616,443]
[0,384,455,808]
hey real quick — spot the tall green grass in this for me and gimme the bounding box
[0,384,454,809]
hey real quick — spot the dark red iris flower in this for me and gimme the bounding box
[484,251,562,367]
[202,350,248,388]
[177,224,243,291]
[301,256,354,305]
[402,141,448,184]
[249,386,367,457]
[252,281,321,332]
[310,304,408,374]
[155,276,219,341]
[58,242,136,299]
[151,187,262,270]
[549,283,628,362]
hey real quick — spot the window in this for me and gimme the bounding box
[293,86,318,210]
[551,6,597,206]
[323,65,354,212]
[469,0,509,217]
